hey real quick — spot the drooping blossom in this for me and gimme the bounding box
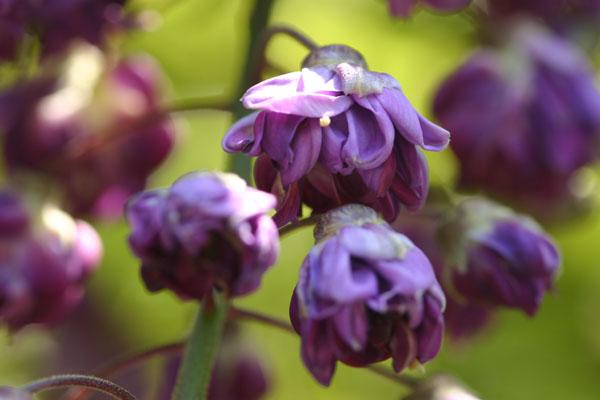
[438,198,560,316]
[290,204,445,385]
[223,44,449,226]
[0,45,175,218]
[0,189,102,331]
[388,0,471,18]
[433,22,600,218]
[126,172,279,301]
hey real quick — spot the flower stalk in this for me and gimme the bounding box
[23,375,136,400]
[171,292,229,400]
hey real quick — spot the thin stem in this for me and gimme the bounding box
[171,292,229,400]
[23,375,136,400]
[228,0,276,180]
[278,214,321,237]
[230,306,420,389]
[62,343,184,400]
[261,25,319,51]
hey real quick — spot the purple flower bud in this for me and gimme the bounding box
[0,387,33,400]
[290,205,445,385]
[0,190,102,331]
[440,198,560,316]
[125,172,279,300]
[388,0,471,18]
[223,45,449,226]
[433,23,600,217]
[0,48,175,219]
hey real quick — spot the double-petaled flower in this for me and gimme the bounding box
[126,172,279,301]
[290,205,445,385]
[224,45,449,226]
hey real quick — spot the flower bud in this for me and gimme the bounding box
[223,44,449,226]
[125,172,279,300]
[0,189,102,331]
[440,198,560,316]
[0,46,175,218]
[0,387,33,400]
[291,204,445,385]
[403,374,481,400]
[388,0,471,18]
[433,22,600,219]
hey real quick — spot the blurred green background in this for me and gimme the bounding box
[2,0,600,398]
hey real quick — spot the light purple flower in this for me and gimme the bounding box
[224,45,449,226]
[433,23,600,218]
[388,0,471,18]
[290,205,445,385]
[0,50,175,219]
[126,172,279,300]
[0,190,102,331]
[441,198,560,316]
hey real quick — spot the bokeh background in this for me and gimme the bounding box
[2,0,600,399]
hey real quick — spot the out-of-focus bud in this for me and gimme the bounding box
[403,374,481,400]
[0,189,102,331]
[125,172,279,301]
[439,198,560,316]
[158,325,270,400]
[433,22,600,220]
[290,204,445,386]
[223,44,449,226]
[0,387,33,400]
[388,0,471,18]
[0,45,175,218]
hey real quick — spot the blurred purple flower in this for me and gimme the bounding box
[223,45,449,226]
[487,0,600,28]
[0,189,102,331]
[126,172,279,300]
[0,387,33,400]
[158,325,270,400]
[441,198,560,316]
[433,23,600,217]
[0,0,26,60]
[0,48,175,219]
[388,0,471,18]
[290,205,445,385]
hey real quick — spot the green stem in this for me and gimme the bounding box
[228,0,276,180]
[171,292,229,400]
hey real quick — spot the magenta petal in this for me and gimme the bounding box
[333,303,369,351]
[390,322,418,372]
[415,294,444,362]
[301,320,337,386]
[280,118,322,186]
[222,112,262,155]
[388,0,416,17]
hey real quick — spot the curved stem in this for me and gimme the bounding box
[171,292,229,400]
[230,306,420,389]
[23,375,136,400]
[261,25,319,51]
[278,214,321,237]
[62,343,184,400]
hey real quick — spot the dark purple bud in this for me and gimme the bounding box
[0,387,33,400]
[0,0,26,61]
[440,198,560,316]
[433,23,600,219]
[388,0,471,18]
[223,44,449,226]
[125,172,279,300]
[158,325,270,400]
[402,374,480,400]
[0,48,175,219]
[0,190,102,331]
[291,205,445,386]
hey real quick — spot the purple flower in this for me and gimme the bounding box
[388,0,471,18]
[0,0,26,60]
[440,198,560,316]
[0,387,33,400]
[223,45,449,226]
[158,325,270,400]
[0,49,175,219]
[290,205,445,385]
[487,0,600,28]
[433,23,600,218]
[0,190,102,331]
[125,172,279,300]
